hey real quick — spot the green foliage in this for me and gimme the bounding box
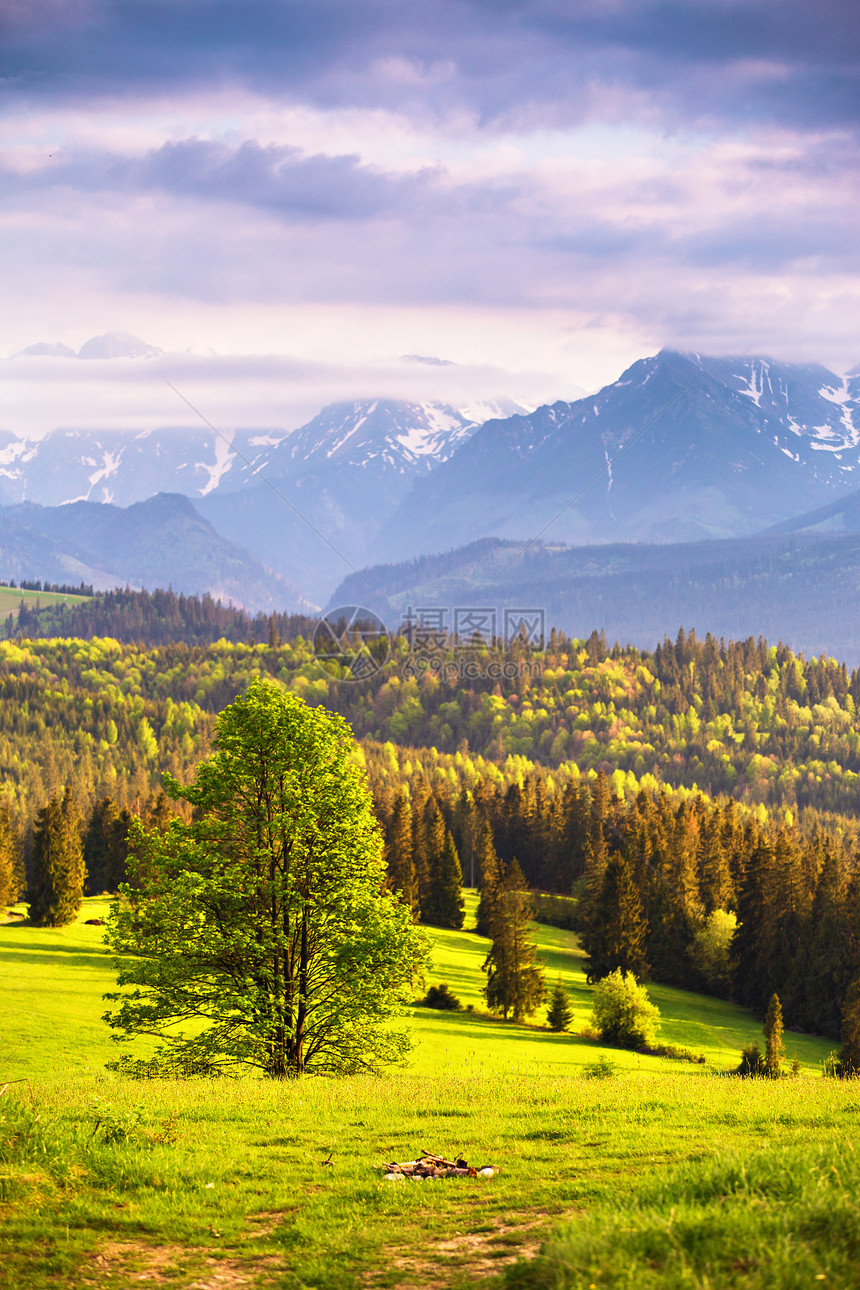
[582,1055,617,1079]
[692,909,737,994]
[546,978,574,1032]
[763,992,786,1077]
[591,968,660,1048]
[0,796,23,907]
[736,1040,767,1077]
[384,791,416,914]
[582,852,650,982]
[27,786,85,927]
[425,830,465,929]
[839,977,860,1075]
[483,859,546,1022]
[104,680,427,1077]
[87,1099,144,1144]
[420,982,463,1011]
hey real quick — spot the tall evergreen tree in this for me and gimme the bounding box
[795,841,854,1036]
[28,786,85,927]
[83,797,133,894]
[582,850,650,982]
[418,797,446,922]
[385,791,417,915]
[839,978,860,1074]
[474,818,504,937]
[483,858,545,1021]
[423,830,465,929]
[0,798,22,908]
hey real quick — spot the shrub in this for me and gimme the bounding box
[692,909,737,995]
[736,1040,767,1077]
[590,969,660,1049]
[583,1055,617,1080]
[421,982,463,1011]
[823,1052,847,1079]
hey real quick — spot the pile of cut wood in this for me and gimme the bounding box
[380,1151,499,1181]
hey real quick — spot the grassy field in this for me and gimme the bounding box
[1,894,834,1081]
[0,895,852,1288]
[0,587,92,618]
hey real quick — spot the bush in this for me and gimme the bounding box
[736,1040,767,1077]
[641,1043,706,1064]
[582,1055,617,1080]
[590,969,660,1049]
[692,909,737,995]
[421,983,463,1011]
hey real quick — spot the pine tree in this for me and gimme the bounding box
[582,851,650,982]
[0,798,22,908]
[28,786,85,927]
[839,978,860,1075]
[483,858,545,1021]
[424,830,465,929]
[546,978,574,1032]
[418,797,447,923]
[763,992,785,1077]
[385,791,417,914]
[474,818,503,936]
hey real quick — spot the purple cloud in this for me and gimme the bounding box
[3,0,860,133]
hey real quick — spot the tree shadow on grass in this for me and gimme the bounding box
[0,944,111,969]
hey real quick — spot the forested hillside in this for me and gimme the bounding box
[3,621,860,1041]
[0,625,859,826]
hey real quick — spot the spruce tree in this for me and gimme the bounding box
[839,978,860,1075]
[474,818,503,936]
[582,851,650,982]
[418,798,447,923]
[28,786,85,927]
[0,798,22,908]
[763,992,785,1077]
[424,830,465,929]
[546,978,574,1032]
[482,858,545,1021]
[385,791,417,915]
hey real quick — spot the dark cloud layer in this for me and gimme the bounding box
[3,0,860,132]
[21,139,436,221]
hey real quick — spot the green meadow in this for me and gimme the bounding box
[0,587,91,619]
[0,895,852,1289]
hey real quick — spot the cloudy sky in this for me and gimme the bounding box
[3,0,860,434]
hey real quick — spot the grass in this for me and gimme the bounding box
[0,893,851,1288]
[0,588,91,618]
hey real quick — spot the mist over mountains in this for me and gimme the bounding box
[2,346,860,652]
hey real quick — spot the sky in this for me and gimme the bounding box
[2,0,860,435]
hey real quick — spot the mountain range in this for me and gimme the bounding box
[2,346,860,645]
[329,530,860,666]
[0,494,309,613]
[370,350,860,561]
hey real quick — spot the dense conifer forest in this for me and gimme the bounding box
[2,592,860,1041]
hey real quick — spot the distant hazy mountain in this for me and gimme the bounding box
[16,331,165,360]
[372,350,860,561]
[762,487,860,537]
[0,493,310,614]
[329,530,860,666]
[195,398,510,600]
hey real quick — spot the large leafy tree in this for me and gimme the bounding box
[28,786,85,927]
[104,680,426,1078]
